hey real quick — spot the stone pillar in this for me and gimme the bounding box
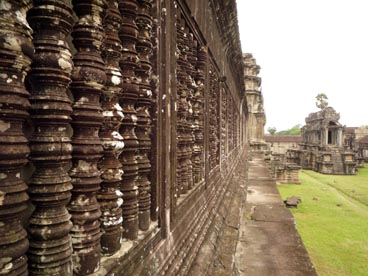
[27,1,76,275]
[149,0,159,221]
[118,0,140,240]
[176,15,189,196]
[185,30,196,190]
[338,129,343,147]
[0,1,33,274]
[193,46,206,183]
[135,0,153,231]
[98,0,125,255]
[208,63,220,171]
[69,0,107,274]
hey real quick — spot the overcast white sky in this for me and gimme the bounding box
[236,0,368,132]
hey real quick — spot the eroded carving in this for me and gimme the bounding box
[27,1,75,275]
[209,63,220,171]
[98,0,124,255]
[118,0,140,240]
[136,0,153,231]
[69,0,107,274]
[0,1,33,274]
[175,15,189,197]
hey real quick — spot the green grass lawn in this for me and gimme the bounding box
[278,165,368,276]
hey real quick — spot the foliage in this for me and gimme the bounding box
[267,127,277,135]
[315,93,328,110]
[278,166,368,276]
[276,124,301,135]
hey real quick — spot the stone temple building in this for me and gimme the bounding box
[0,0,250,275]
[298,107,356,174]
[344,126,368,167]
[244,53,267,151]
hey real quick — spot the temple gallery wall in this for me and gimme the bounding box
[0,0,249,275]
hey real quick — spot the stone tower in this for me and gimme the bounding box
[244,53,267,150]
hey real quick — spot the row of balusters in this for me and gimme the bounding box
[208,62,220,171]
[0,0,155,275]
[175,12,206,200]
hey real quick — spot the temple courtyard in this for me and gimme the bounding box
[279,166,368,276]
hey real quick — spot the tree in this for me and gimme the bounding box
[315,93,328,110]
[267,127,277,135]
[276,124,301,135]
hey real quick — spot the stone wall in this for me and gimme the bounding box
[265,135,302,154]
[0,0,247,275]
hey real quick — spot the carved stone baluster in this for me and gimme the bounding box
[181,26,193,192]
[198,47,206,180]
[186,32,197,189]
[27,1,75,275]
[136,0,153,231]
[228,95,233,152]
[98,0,124,255]
[209,65,214,170]
[222,87,227,162]
[183,28,192,191]
[149,0,158,221]
[0,1,33,275]
[182,25,193,194]
[118,0,140,240]
[69,1,106,274]
[176,16,188,196]
[209,64,220,171]
[227,94,230,154]
[193,46,206,184]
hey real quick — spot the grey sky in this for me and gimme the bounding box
[236,0,368,132]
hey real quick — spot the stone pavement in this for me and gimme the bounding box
[189,150,317,276]
[234,151,317,276]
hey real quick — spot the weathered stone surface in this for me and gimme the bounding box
[136,0,153,231]
[235,153,317,276]
[69,0,107,274]
[148,0,159,222]
[297,106,357,175]
[284,196,302,208]
[118,0,140,240]
[27,1,75,275]
[244,53,267,151]
[175,13,190,197]
[0,1,317,276]
[0,1,33,274]
[98,0,125,256]
[209,62,220,171]
[192,46,206,184]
